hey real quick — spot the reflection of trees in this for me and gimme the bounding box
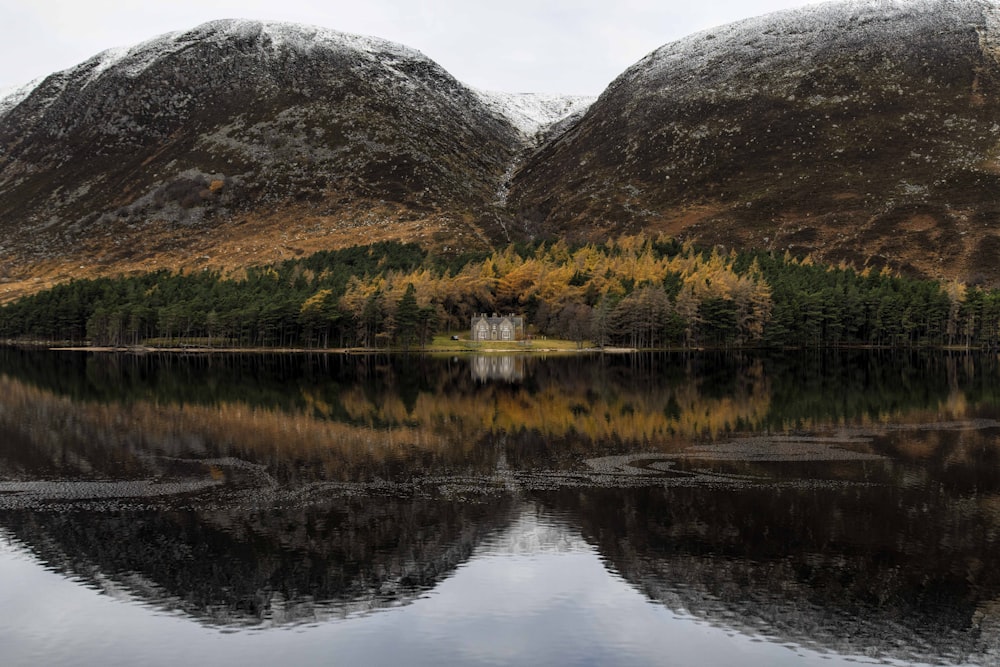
[538,483,1000,664]
[0,376,500,485]
[3,349,1000,658]
[0,495,516,628]
[0,356,772,492]
[869,425,1000,494]
[2,351,999,488]
[761,350,977,427]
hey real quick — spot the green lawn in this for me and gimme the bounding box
[86,334,593,353]
[425,335,591,352]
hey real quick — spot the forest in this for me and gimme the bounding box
[1,235,999,349]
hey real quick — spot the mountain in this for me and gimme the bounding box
[4,1,1000,301]
[509,0,1000,284]
[0,20,582,300]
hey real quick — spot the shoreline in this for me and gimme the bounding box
[6,340,994,354]
[40,344,639,355]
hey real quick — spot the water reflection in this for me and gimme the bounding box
[470,354,525,382]
[545,478,1000,665]
[2,349,1000,664]
[1,349,977,479]
[1,505,872,667]
[0,496,517,628]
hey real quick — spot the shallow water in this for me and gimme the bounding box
[1,349,1000,666]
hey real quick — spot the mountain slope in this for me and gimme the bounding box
[0,20,529,299]
[6,2,1000,301]
[509,0,1000,283]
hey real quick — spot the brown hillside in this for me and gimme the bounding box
[509,0,1000,285]
[6,3,1000,302]
[0,20,518,302]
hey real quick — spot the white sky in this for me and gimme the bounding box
[0,0,816,95]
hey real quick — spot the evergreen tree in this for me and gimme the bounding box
[395,283,420,349]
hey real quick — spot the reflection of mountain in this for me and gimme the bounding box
[4,349,1000,660]
[6,483,1000,664]
[541,483,1000,664]
[0,496,517,628]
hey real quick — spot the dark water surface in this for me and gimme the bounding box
[2,349,1000,666]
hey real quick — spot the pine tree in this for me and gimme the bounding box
[395,283,420,349]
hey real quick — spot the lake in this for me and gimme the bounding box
[2,348,1000,666]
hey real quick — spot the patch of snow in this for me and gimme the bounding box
[69,19,440,89]
[75,35,186,87]
[473,89,594,139]
[625,0,994,94]
[0,77,43,118]
[83,45,133,82]
[4,17,583,144]
[242,19,431,63]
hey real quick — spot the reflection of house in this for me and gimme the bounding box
[470,355,525,383]
[471,314,525,342]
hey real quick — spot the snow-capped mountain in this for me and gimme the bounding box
[4,1,1000,299]
[510,0,1000,284]
[0,19,534,299]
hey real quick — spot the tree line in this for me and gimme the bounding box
[1,235,999,349]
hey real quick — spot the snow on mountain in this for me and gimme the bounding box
[72,19,440,88]
[509,0,1000,285]
[473,90,595,140]
[0,18,523,295]
[625,0,997,94]
[6,2,1000,297]
[0,78,41,118]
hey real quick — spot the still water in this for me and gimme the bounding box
[2,349,1000,666]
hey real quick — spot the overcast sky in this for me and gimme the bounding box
[0,0,817,95]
